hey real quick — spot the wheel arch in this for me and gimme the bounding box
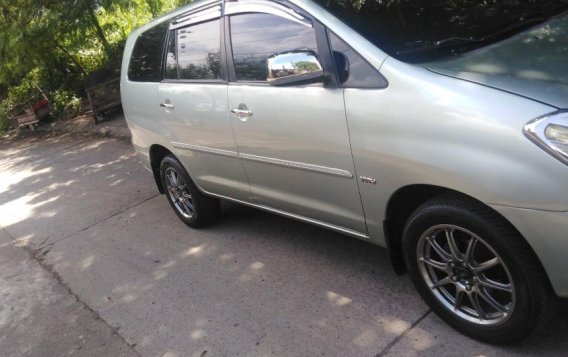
[383,184,542,276]
[149,144,175,194]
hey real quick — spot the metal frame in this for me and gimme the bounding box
[86,77,121,124]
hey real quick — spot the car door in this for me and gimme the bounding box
[158,3,251,201]
[224,1,367,235]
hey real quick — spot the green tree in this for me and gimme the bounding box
[0,0,187,130]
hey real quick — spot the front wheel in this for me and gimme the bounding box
[402,194,557,344]
[160,155,220,228]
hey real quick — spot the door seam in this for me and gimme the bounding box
[342,89,370,235]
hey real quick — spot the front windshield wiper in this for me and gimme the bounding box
[395,12,561,58]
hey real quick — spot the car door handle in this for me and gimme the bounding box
[160,103,175,110]
[231,108,253,118]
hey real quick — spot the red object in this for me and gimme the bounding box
[31,98,49,111]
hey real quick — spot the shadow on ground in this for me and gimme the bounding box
[1,131,567,356]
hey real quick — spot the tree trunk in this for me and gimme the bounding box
[55,42,88,77]
[87,6,112,57]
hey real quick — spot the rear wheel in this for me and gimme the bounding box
[402,194,557,343]
[160,155,219,228]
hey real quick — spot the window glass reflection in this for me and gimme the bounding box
[230,13,317,81]
[177,20,221,80]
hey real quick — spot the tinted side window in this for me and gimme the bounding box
[230,13,317,81]
[176,19,222,80]
[128,22,169,82]
[329,31,387,88]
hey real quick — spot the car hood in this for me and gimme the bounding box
[425,13,568,109]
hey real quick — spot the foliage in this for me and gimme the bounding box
[0,69,43,131]
[0,0,192,131]
[50,89,82,118]
[294,61,321,73]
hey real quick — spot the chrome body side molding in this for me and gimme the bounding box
[239,153,353,179]
[172,142,238,158]
[172,142,354,179]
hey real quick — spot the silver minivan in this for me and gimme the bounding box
[121,0,568,343]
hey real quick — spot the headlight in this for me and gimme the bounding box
[524,111,568,166]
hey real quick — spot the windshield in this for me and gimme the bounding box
[314,0,568,63]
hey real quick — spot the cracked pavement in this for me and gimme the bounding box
[1,131,567,356]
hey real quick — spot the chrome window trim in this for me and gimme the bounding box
[171,142,353,179]
[169,4,222,30]
[224,0,312,28]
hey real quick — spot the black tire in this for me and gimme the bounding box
[160,155,220,228]
[402,193,557,344]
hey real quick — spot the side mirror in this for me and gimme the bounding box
[267,50,325,86]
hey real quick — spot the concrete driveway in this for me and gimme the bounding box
[1,132,567,356]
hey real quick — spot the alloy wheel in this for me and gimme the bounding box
[417,224,516,325]
[164,167,195,219]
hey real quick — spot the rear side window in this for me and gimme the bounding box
[128,22,169,82]
[230,13,317,81]
[164,20,222,80]
[328,31,387,88]
[178,20,222,80]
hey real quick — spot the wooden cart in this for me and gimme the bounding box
[7,92,51,131]
[86,77,121,124]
